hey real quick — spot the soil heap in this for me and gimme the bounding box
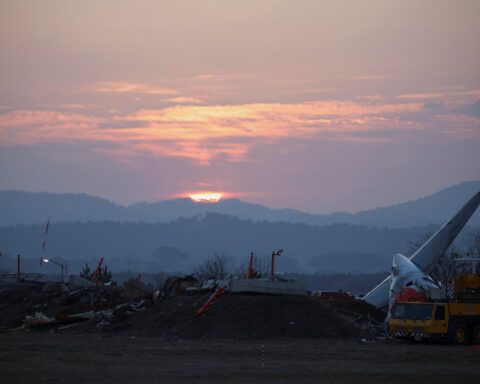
[114,293,384,339]
[1,284,385,340]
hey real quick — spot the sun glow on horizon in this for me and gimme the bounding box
[189,192,223,203]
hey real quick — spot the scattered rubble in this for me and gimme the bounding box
[163,275,199,297]
[0,279,153,332]
[122,278,154,299]
[0,278,385,339]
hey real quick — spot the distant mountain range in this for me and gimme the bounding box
[1,181,479,228]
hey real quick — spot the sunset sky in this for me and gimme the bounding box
[1,0,479,212]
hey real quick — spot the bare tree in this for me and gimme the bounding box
[80,262,112,283]
[231,253,270,279]
[464,228,480,258]
[231,259,249,279]
[427,230,480,283]
[194,253,229,280]
[429,246,465,282]
[253,254,270,277]
[408,230,469,282]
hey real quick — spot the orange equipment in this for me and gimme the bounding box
[195,285,228,317]
[92,258,104,282]
[246,252,254,279]
[395,287,429,303]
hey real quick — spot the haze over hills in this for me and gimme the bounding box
[130,181,480,228]
[1,182,479,276]
[0,181,479,228]
[0,214,446,275]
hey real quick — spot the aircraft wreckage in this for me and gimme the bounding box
[363,191,480,310]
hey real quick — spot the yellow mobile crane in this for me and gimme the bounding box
[389,256,480,345]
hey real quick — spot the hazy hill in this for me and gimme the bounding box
[0,190,151,226]
[1,181,479,228]
[130,181,480,227]
[337,181,480,227]
[0,213,444,275]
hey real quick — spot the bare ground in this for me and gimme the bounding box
[2,285,479,383]
[1,333,480,384]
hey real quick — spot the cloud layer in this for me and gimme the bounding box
[1,1,479,211]
[1,93,479,166]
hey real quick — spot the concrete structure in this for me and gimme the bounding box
[229,278,307,296]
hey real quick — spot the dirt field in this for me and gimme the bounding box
[2,284,480,383]
[1,333,480,384]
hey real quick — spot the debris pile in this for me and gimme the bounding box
[1,279,385,339]
[0,279,154,332]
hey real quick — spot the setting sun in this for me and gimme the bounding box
[189,192,222,203]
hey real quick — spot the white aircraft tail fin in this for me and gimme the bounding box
[410,191,480,272]
[364,191,480,309]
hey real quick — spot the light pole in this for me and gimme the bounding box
[270,249,284,279]
[40,257,67,282]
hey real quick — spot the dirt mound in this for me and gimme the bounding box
[114,293,373,339]
[1,283,383,339]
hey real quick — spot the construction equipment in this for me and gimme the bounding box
[91,258,104,282]
[244,250,284,280]
[195,285,227,316]
[389,259,480,344]
[246,252,254,279]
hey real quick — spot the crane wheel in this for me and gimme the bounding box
[472,324,480,345]
[452,324,469,345]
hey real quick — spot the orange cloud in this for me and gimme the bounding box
[0,97,474,164]
[396,90,480,110]
[334,135,392,143]
[114,101,424,148]
[354,95,384,100]
[397,92,446,99]
[397,90,480,100]
[93,81,177,95]
[0,110,103,145]
[59,104,86,109]
[433,114,480,138]
[130,140,251,165]
[163,97,204,104]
